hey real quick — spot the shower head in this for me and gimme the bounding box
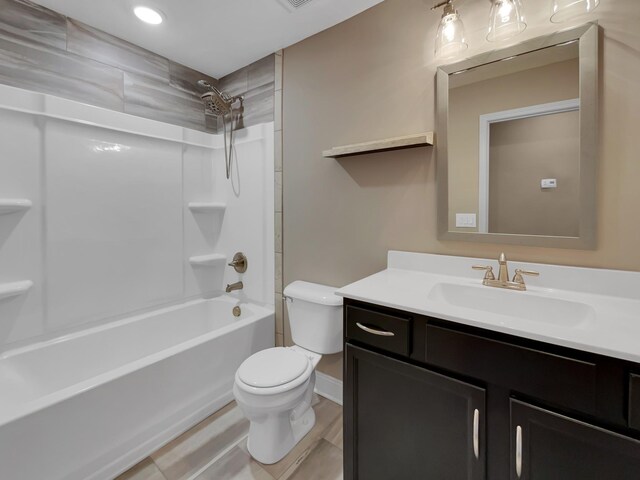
[201,91,232,116]
[197,80,245,180]
[197,80,242,117]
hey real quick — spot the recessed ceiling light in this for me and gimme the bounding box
[134,6,164,25]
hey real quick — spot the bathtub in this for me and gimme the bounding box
[0,295,274,480]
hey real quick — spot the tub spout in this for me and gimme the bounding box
[226,281,243,293]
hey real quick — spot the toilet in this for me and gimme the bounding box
[233,281,343,464]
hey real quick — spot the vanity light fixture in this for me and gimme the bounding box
[487,0,527,42]
[550,0,599,23]
[133,6,164,25]
[432,0,468,59]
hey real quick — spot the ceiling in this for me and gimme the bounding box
[33,0,384,78]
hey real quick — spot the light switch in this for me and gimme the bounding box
[541,178,557,189]
[456,213,477,228]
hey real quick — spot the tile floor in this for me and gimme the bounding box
[117,395,343,480]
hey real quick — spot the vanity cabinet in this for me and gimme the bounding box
[344,344,486,480]
[511,399,640,479]
[343,299,640,480]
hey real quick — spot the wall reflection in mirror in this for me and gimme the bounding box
[437,24,598,249]
[449,41,579,236]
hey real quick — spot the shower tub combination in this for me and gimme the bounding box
[0,80,275,479]
[0,296,274,480]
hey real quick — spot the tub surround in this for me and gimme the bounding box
[0,81,276,479]
[337,251,640,363]
[0,83,274,350]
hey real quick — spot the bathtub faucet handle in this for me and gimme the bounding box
[228,252,248,273]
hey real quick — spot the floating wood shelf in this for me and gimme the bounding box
[189,254,227,267]
[0,281,33,301]
[188,202,226,214]
[0,199,32,215]
[322,132,434,158]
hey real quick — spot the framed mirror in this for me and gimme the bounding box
[436,23,599,249]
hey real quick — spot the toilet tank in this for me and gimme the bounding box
[283,281,343,355]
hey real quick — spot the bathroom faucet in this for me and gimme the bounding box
[497,252,509,283]
[226,281,243,293]
[472,253,539,291]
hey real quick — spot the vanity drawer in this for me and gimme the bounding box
[345,305,411,357]
[629,374,640,430]
[426,325,598,415]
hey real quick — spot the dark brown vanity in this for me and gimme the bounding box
[343,298,640,480]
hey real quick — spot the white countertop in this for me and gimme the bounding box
[336,251,640,364]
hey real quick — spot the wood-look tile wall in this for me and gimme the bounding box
[218,53,276,130]
[0,0,218,132]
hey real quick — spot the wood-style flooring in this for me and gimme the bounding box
[117,395,343,480]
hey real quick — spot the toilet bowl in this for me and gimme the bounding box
[233,281,343,464]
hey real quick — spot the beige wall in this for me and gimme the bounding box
[489,111,580,236]
[283,0,640,380]
[448,59,579,232]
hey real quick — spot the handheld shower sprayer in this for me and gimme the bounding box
[197,80,244,180]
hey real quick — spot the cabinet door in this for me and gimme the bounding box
[510,399,640,479]
[345,344,486,480]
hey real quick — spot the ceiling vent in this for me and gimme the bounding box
[275,0,315,12]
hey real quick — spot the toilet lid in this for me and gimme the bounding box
[238,348,309,388]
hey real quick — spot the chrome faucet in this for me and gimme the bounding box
[226,281,243,293]
[473,253,539,291]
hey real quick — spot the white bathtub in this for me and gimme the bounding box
[0,296,274,480]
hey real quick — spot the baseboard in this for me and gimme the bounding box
[314,371,343,405]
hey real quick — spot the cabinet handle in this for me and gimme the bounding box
[515,425,523,478]
[355,322,395,337]
[473,409,480,459]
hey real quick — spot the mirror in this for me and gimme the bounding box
[437,24,598,249]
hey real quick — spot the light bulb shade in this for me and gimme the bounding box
[487,0,527,42]
[435,10,468,58]
[550,0,599,23]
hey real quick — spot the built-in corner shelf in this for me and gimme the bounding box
[322,132,434,159]
[188,202,226,214]
[0,280,33,301]
[0,199,32,215]
[189,254,227,267]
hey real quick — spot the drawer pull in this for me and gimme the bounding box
[356,322,395,337]
[515,425,523,478]
[473,409,480,459]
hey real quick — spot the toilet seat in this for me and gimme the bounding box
[235,347,314,395]
[238,348,309,388]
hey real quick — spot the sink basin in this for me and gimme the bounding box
[427,283,595,327]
